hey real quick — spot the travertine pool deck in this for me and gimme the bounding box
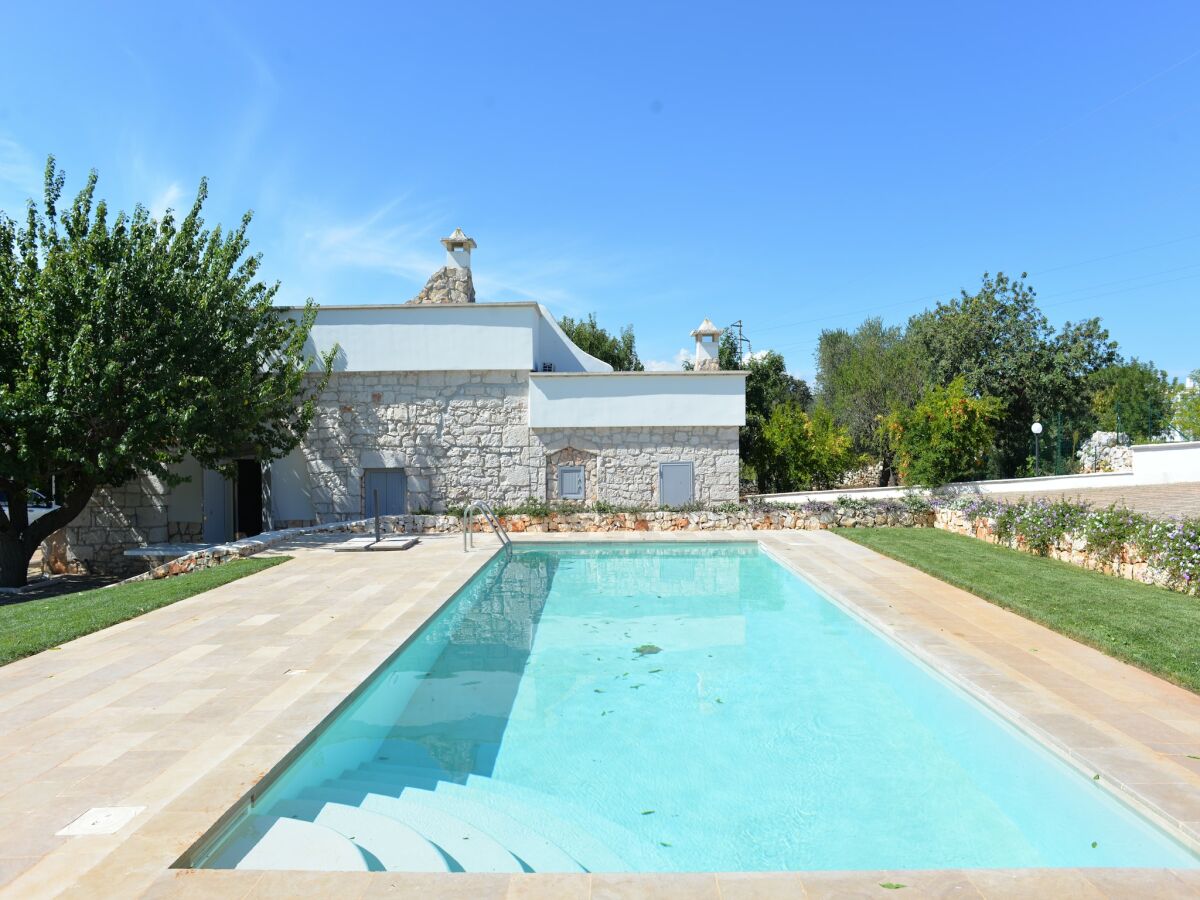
[2,530,1200,898]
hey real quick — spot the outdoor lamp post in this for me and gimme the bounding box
[1031,421,1043,476]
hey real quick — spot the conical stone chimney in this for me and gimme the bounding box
[407,228,477,304]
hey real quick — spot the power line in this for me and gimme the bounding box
[760,268,1200,358]
[753,242,1200,336]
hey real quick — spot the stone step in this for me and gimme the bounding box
[205,814,369,871]
[300,786,523,873]
[399,786,584,873]
[268,798,449,872]
[444,779,634,872]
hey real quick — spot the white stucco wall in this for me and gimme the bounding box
[533,306,613,373]
[528,373,747,428]
[286,302,614,375]
[270,447,314,524]
[166,458,204,522]
[1132,441,1200,484]
[293,303,539,372]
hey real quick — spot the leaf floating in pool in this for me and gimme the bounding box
[462,680,481,686]
[641,810,655,815]
[659,841,672,847]
[630,683,645,690]
[649,668,662,674]
[594,688,605,693]
[635,644,662,656]
[1093,774,1100,781]
[880,884,905,891]
[715,698,723,704]
[1091,841,1098,849]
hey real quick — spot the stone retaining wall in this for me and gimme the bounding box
[932,508,1184,592]
[118,505,934,584]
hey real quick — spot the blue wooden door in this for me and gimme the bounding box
[365,469,407,517]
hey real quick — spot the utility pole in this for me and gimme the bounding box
[727,320,752,368]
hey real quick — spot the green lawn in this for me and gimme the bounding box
[834,527,1200,693]
[0,556,290,666]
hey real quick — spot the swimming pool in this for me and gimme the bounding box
[191,542,1200,872]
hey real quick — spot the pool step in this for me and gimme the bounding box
[397,786,585,873]
[456,776,667,871]
[300,786,524,873]
[353,760,457,789]
[267,799,449,872]
[205,814,369,871]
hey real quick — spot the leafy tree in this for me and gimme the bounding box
[557,313,644,371]
[0,159,333,587]
[815,317,923,485]
[761,403,856,491]
[1087,358,1175,442]
[738,351,813,492]
[885,377,1003,486]
[906,272,1118,477]
[1174,371,1200,441]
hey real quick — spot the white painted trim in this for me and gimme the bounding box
[529,372,747,428]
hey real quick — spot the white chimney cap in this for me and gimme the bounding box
[691,317,722,338]
[441,228,477,251]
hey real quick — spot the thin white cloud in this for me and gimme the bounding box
[291,200,625,313]
[644,348,692,371]
[150,182,184,219]
[0,137,42,197]
[300,197,445,284]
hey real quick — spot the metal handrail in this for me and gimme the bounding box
[463,500,512,554]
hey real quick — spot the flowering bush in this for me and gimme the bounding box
[1081,505,1149,564]
[938,494,1200,593]
[1140,517,1200,591]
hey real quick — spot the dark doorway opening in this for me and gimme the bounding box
[235,460,264,537]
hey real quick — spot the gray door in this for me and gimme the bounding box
[364,469,407,517]
[659,462,695,507]
[202,469,230,543]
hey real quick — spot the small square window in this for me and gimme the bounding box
[558,465,585,500]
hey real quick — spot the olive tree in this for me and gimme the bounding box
[0,159,333,587]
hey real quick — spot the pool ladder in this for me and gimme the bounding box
[463,500,512,555]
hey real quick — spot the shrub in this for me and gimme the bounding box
[886,378,1003,487]
[762,403,858,490]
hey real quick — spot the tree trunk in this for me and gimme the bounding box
[0,478,94,588]
[0,534,33,588]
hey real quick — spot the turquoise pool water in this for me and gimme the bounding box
[196,543,1200,872]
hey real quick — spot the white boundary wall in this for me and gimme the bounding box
[753,440,1200,505]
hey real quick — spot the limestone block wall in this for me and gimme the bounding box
[302,370,540,517]
[545,447,599,504]
[533,426,740,505]
[303,375,740,516]
[45,466,204,576]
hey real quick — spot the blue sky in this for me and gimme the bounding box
[2,2,1198,380]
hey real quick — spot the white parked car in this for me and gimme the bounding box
[0,489,58,523]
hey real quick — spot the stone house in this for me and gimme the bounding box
[51,230,746,573]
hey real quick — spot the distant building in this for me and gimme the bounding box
[51,231,746,573]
